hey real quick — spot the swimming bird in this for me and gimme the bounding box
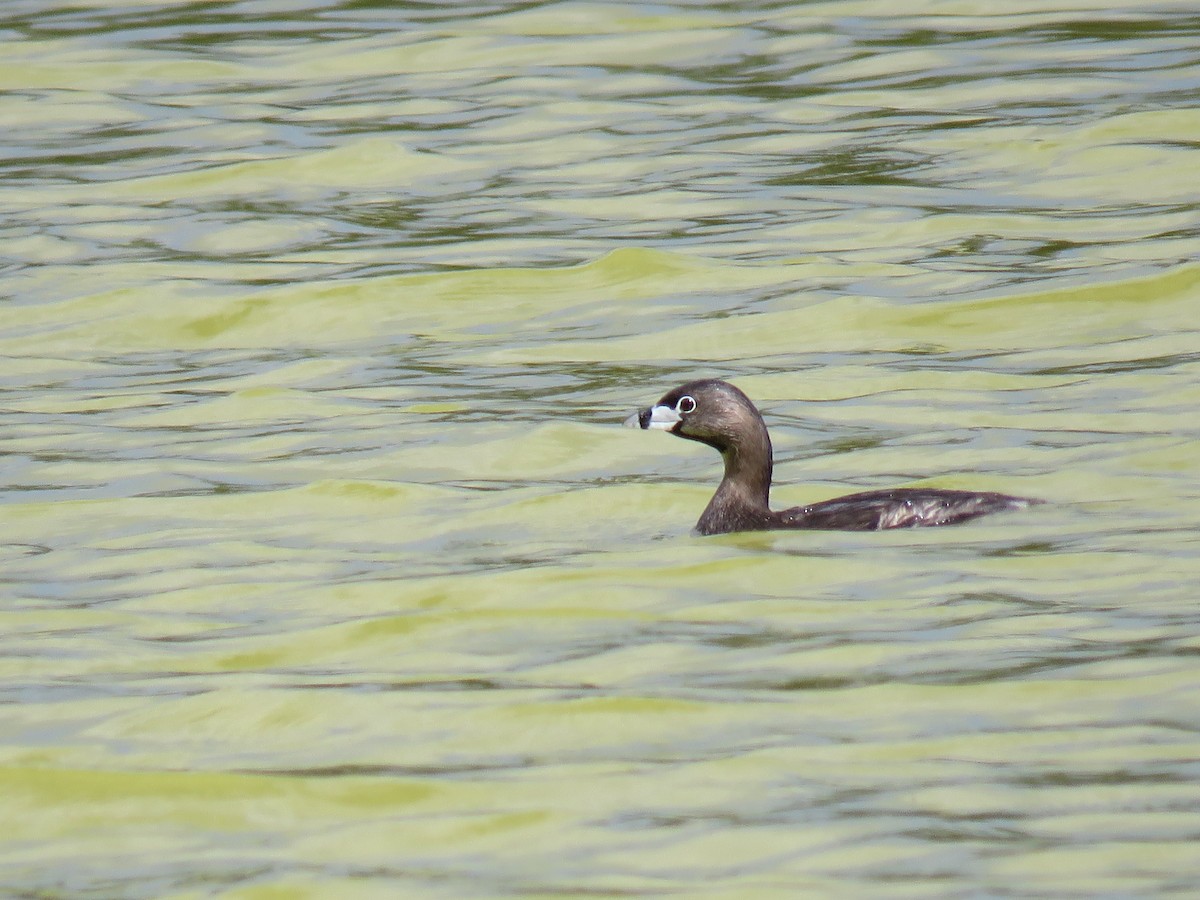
[625,379,1039,535]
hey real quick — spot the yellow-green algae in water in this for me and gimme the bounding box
[2,1,1200,898]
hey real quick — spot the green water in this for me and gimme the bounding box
[3,2,1200,897]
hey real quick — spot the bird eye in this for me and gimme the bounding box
[676,395,697,414]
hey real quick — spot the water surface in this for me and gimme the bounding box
[3,1,1200,897]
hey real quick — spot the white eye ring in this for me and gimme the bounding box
[676,395,696,414]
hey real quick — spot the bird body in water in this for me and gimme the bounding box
[625,379,1039,535]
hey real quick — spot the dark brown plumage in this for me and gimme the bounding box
[625,379,1039,535]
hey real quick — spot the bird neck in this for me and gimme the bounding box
[695,436,775,536]
[717,434,773,511]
